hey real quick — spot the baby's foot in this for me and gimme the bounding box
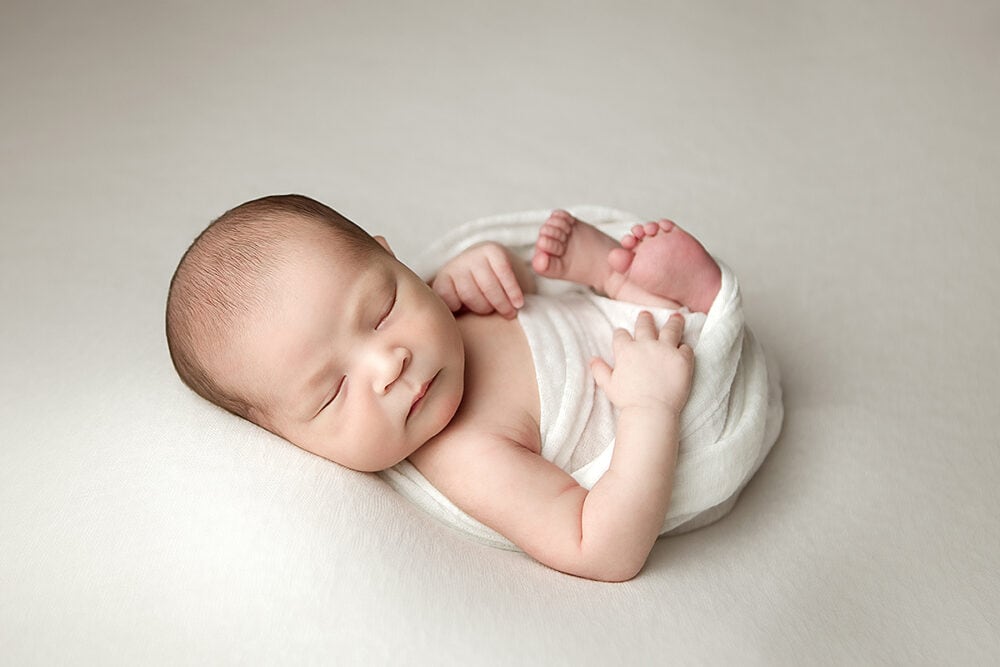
[531,210,619,293]
[606,220,721,313]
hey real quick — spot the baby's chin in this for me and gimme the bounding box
[319,435,428,473]
[301,444,390,474]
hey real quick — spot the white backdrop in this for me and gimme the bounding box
[2,0,998,663]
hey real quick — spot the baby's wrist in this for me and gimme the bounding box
[618,402,682,423]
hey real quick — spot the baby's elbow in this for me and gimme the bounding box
[554,549,646,583]
[590,560,644,583]
[581,537,652,582]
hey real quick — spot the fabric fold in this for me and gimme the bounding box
[380,206,783,550]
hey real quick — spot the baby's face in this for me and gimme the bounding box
[226,232,465,471]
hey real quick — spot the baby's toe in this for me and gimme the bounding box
[546,210,576,232]
[535,234,565,256]
[539,223,569,243]
[531,251,551,273]
[607,247,634,274]
[550,209,577,224]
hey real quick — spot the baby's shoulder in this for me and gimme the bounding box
[430,395,542,456]
[408,416,541,486]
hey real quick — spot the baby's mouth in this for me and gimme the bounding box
[406,373,437,421]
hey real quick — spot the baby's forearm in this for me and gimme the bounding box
[577,406,680,580]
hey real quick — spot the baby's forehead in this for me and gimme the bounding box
[274,237,374,288]
[254,236,385,309]
[282,222,370,261]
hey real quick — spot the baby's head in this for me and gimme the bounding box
[166,194,465,471]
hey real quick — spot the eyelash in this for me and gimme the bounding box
[375,287,397,330]
[321,376,346,411]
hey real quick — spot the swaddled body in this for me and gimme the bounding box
[386,211,782,548]
[521,292,705,478]
[167,198,781,581]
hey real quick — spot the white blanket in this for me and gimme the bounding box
[380,206,783,550]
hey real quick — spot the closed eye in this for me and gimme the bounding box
[319,376,346,413]
[375,285,397,330]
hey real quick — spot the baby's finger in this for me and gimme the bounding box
[486,252,525,309]
[611,326,633,356]
[455,275,494,314]
[633,310,657,340]
[432,275,463,312]
[590,357,613,393]
[660,312,686,345]
[472,267,516,318]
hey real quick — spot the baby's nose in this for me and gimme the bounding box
[374,347,411,395]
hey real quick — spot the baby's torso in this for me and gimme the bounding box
[473,293,705,468]
[516,292,623,470]
[411,293,705,475]
[442,309,544,454]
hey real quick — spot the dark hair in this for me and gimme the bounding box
[165,194,381,421]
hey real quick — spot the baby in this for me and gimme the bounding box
[166,194,722,582]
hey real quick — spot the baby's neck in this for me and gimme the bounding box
[422,311,541,455]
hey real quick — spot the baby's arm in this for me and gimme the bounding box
[431,242,536,319]
[583,311,694,574]
[415,311,693,581]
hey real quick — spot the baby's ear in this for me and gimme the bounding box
[374,235,395,257]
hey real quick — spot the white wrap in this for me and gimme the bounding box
[379,206,784,550]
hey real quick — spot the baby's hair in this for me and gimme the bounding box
[165,194,381,421]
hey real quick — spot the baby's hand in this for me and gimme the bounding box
[591,312,694,416]
[431,242,525,319]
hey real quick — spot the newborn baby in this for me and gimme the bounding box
[167,195,725,582]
